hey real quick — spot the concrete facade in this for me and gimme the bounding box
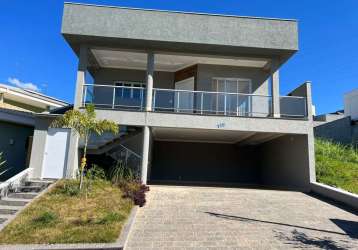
[58,3,316,190]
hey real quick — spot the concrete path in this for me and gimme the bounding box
[126,185,358,250]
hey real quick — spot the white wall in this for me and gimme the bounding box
[344,89,358,120]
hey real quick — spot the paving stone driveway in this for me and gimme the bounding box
[126,185,358,250]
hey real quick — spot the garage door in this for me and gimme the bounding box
[150,141,260,184]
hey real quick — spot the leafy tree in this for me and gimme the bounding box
[51,105,118,189]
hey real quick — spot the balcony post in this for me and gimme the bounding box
[74,45,88,109]
[270,59,280,118]
[141,126,150,184]
[145,52,155,111]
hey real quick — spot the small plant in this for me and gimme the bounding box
[86,164,106,181]
[110,160,135,186]
[32,211,58,226]
[55,180,81,197]
[83,164,107,197]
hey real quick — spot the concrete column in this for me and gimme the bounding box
[74,45,89,108]
[271,68,280,118]
[145,52,154,111]
[141,126,150,184]
[304,81,313,120]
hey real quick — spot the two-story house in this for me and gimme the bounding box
[30,3,315,191]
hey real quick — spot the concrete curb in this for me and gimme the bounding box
[117,205,138,248]
[310,182,358,211]
[0,201,139,250]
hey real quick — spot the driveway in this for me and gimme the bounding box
[126,185,358,249]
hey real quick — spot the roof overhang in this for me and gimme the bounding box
[62,3,299,65]
[0,108,34,126]
[0,84,68,110]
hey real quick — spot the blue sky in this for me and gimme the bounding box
[1,0,357,114]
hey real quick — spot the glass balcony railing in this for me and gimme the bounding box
[82,84,308,118]
[152,88,272,117]
[83,84,146,110]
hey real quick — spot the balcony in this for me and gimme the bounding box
[82,84,308,118]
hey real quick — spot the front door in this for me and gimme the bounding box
[42,128,70,179]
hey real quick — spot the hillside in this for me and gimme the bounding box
[315,138,358,194]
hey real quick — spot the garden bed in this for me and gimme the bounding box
[0,179,134,244]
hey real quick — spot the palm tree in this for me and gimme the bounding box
[51,104,118,189]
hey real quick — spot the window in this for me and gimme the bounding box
[211,78,252,115]
[114,81,145,99]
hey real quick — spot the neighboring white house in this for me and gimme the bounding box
[0,83,68,180]
[344,88,358,120]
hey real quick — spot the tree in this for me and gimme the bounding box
[51,104,118,189]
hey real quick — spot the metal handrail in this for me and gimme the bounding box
[117,143,141,159]
[152,87,271,98]
[83,84,145,90]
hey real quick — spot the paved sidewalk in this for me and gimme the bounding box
[126,185,358,249]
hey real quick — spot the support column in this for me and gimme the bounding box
[141,126,150,184]
[74,45,89,108]
[145,52,154,111]
[270,60,280,118]
[66,45,88,178]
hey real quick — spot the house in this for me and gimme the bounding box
[30,3,315,191]
[0,84,68,180]
[314,89,358,146]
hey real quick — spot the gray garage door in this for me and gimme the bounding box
[150,141,260,184]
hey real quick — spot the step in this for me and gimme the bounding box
[0,213,14,219]
[0,206,20,215]
[8,192,38,199]
[25,180,53,187]
[0,198,30,206]
[17,185,43,193]
[0,206,19,217]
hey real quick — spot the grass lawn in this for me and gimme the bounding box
[315,138,358,194]
[0,179,133,244]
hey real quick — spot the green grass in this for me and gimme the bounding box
[315,138,358,194]
[0,179,133,244]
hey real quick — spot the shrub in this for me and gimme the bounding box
[120,181,149,207]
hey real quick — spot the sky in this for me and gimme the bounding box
[0,0,357,115]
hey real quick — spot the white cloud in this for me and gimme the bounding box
[7,77,41,92]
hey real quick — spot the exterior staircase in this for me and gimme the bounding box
[0,179,53,230]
